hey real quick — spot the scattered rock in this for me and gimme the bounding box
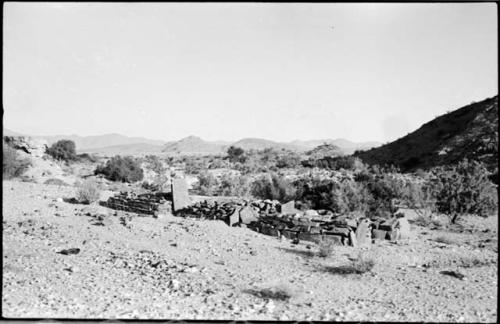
[57,248,80,255]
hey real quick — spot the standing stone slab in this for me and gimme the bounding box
[281,200,299,214]
[172,178,190,213]
[349,231,357,247]
[355,219,372,246]
[396,217,411,239]
[228,208,241,226]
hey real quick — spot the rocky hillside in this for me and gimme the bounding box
[291,139,381,155]
[355,96,498,171]
[231,138,304,152]
[162,136,226,155]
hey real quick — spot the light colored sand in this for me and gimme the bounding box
[2,180,498,321]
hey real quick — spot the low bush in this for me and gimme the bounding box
[251,173,296,202]
[95,155,144,183]
[3,144,31,180]
[77,153,98,163]
[43,178,69,186]
[76,179,101,204]
[433,235,457,245]
[245,284,296,301]
[196,171,219,196]
[219,173,252,197]
[323,253,375,275]
[316,236,334,258]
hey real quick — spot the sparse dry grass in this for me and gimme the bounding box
[423,255,496,269]
[322,252,376,275]
[76,179,101,204]
[316,235,334,258]
[244,283,297,301]
[433,235,458,245]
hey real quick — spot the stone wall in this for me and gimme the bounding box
[105,192,172,216]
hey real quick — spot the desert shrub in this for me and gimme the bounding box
[77,153,98,163]
[275,151,302,169]
[43,178,68,186]
[219,173,252,197]
[246,284,296,301]
[94,155,144,183]
[429,159,498,223]
[316,235,334,258]
[196,171,219,196]
[306,155,366,172]
[46,140,77,162]
[324,253,375,275]
[208,156,230,169]
[294,177,371,214]
[227,146,246,163]
[184,157,205,175]
[143,155,169,191]
[3,144,31,180]
[76,179,101,204]
[350,254,376,274]
[251,173,296,202]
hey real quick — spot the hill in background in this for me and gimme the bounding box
[355,95,498,171]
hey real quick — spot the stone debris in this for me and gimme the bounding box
[57,248,80,255]
[103,185,411,246]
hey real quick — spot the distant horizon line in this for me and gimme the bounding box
[2,128,385,145]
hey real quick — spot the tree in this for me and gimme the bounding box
[95,155,144,183]
[46,140,77,161]
[430,159,498,223]
[227,146,245,163]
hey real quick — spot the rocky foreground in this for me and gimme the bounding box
[2,181,498,321]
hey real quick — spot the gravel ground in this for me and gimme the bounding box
[2,180,498,321]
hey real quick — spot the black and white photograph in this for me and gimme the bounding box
[2,2,498,321]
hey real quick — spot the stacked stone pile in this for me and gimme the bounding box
[105,191,172,216]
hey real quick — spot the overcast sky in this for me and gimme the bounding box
[3,3,498,143]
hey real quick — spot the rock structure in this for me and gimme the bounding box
[3,136,48,158]
[105,192,172,216]
[104,185,411,246]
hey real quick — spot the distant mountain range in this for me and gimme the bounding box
[2,128,381,156]
[355,95,498,171]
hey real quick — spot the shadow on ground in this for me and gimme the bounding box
[278,247,316,259]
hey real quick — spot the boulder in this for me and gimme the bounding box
[239,206,259,224]
[304,210,319,217]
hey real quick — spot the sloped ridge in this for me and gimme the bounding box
[355,96,498,171]
[162,136,226,155]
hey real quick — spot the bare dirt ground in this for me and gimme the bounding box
[2,180,498,321]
